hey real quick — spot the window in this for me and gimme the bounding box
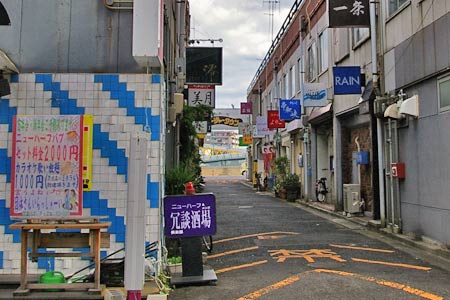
[307,42,316,82]
[318,30,328,73]
[439,76,450,112]
[388,0,408,16]
[289,66,295,98]
[334,28,350,63]
[352,28,370,47]
[283,75,288,98]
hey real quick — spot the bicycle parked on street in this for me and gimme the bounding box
[315,177,328,202]
[202,235,213,253]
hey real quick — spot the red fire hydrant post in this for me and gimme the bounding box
[185,181,195,195]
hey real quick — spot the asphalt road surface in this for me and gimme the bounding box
[169,180,450,300]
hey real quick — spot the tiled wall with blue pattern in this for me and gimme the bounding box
[0,73,163,274]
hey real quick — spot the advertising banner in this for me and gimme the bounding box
[11,115,84,217]
[164,193,216,238]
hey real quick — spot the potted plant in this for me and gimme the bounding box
[284,173,300,202]
[167,256,182,274]
[274,156,289,197]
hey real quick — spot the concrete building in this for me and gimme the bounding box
[0,0,189,275]
[247,0,450,246]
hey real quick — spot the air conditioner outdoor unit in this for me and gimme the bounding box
[343,184,361,214]
[167,106,176,123]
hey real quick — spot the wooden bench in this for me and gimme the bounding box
[9,217,111,296]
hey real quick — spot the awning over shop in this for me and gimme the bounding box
[286,119,303,133]
[309,103,332,125]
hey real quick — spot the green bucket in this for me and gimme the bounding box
[39,271,66,291]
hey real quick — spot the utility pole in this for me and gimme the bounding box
[370,0,386,226]
[263,0,280,42]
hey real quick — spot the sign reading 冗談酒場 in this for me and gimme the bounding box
[10,115,84,217]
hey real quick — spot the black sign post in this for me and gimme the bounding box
[329,0,370,28]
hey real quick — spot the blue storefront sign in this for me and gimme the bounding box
[164,193,216,238]
[333,66,361,95]
[279,99,301,120]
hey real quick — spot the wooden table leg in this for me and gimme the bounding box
[14,229,30,295]
[88,229,102,294]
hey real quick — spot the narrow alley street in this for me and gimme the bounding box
[169,179,450,300]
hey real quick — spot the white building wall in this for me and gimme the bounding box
[0,73,164,274]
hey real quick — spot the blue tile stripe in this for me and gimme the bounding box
[0,99,17,132]
[93,74,160,141]
[0,73,162,269]
[0,199,21,242]
[35,74,85,115]
[83,191,126,243]
[0,149,11,183]
[93,124,128,180]
[147,174,159,208]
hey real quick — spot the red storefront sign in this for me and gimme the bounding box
[267,110,285,129]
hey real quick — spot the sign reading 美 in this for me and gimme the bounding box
[164,193,216,238]
[11,115,84,217]
[188,84,215,107]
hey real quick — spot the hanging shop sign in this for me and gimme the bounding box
[188,84,215,107]
[303,83,328,107]
[333,66,362,94]
[255,116,274,138]
[186,47,223,85]
[240,102,253,114]
[11,115,84,217]
[211,116,242,127]
[329,0,370,28]
[279,99,301,120]
[193,121,208,134]
[267,110,285,129]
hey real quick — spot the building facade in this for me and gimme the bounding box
[0,0,188,274]
[247,0,450,246]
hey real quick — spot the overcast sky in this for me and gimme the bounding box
[189,0,297,108]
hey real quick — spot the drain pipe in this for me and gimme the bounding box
[355,137,361,185]
[370,0,386,226]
